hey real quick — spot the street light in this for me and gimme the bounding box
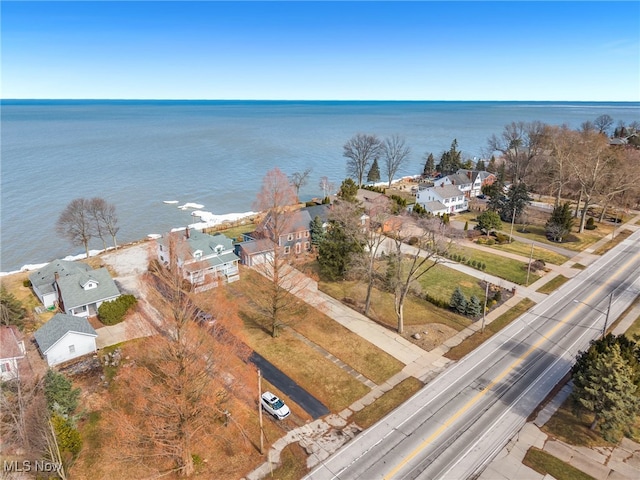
[509,205,517,243]
[573,293,614,339]
[482,280,490,333]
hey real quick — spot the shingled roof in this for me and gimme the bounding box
[34,313,97,354]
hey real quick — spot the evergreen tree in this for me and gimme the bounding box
[367,157,381,183]
[0,286,28,330]
[466,295,482,317]
[318,221,361,281]
[476,159,486,171]
[477,210,502,236]
[44,370,80,417]
[310,215,325,246]
[571,342,640,441]
[449,287,468,315]
[437,139,463,175]
[545,202,574,242]
[423,153,435,177]
[338,178,358,203]
[500,182,532,222]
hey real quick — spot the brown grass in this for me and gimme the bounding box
[536,275,570,294]
[444,298,535,360]
[351,377,424,429]
[523,447,596,480]
[592,229,632,255]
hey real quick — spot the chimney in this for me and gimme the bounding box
[185,226,190,239]
[441,183,444,188]
[54,272,60,281]
[467,171,472,179]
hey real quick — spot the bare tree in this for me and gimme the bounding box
[542,125,580,206]
[572,130,615,232]
[289,167,312,202]
[56,198,94,258]
[594,114,614,136]
[487,121,546,184]
[251,168,308,337]
[597,148,640,222]
[387,216,457,333]
[94,198,119,249]
[319,176,335,200]
[343,133,382,186]
[381,135,411,187]
[108,243,254,477]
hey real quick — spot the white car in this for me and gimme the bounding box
[261,392,290,420]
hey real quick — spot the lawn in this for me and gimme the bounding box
[506,223,616,252]
[542,397,616,447]
[523,447,596,480]
[445,298,535,360]
[318,280,472,332]
[416,262,487,304]
[448,246,540,285]
[351,377,424,429]
[625,314,640,342]
[536,275,570,294]
[592,229,632,255]
[214,223,257,242]
[486,240,569,265]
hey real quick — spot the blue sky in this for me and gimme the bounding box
[2,1,639,101]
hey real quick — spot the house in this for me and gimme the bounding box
[416,184,468,214]
[157,228,240,290]
[237,205,331,266]
[34,313,97,366]
[0,326,26,381]
[433,170,496,198]
[29,260,121,317]
[456,169,496,197]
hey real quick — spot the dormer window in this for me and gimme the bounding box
[214,245,223,255]
[194,250,203,260]
[82,280,98,290]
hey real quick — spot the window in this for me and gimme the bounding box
[284,245,290,254]
[304,231,309,238]
[68,345,76,354]
[296,232,302,239]
[304,242,310,250]
[287,233,294,241]
[1,363,10,373]
[295,243,301,254]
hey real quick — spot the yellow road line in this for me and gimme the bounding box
[383,250,639,479]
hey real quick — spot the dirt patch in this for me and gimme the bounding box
[402,323,459,351]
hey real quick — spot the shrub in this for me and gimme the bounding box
[531,259,546,272]
[493,290,502,303]
[486,239,495,245]
[585,217,597,230]
[471,260,478,268]
[407,236,419,246]
[44,370,80,417]
[98,294,137,326]
[466,295,482,317]
[450,287,468,315]
[464,221,469,231]
[494,232,509,244]
[51,413,82,458]
[22,279,32,288]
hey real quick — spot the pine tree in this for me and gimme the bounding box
[310,215,325,246]
[318,221,360,281]
[487,155,497,173]
[545,202,574,242]
[423,153,435,177]
[0,286,28,330]
[476,159,486,171]
[367,158,381,183]
[437,139,463,175]
[338,178,358,203]
[500,182,532,222]
[449,287,468,315]
[466,295,482,317]
[571,343,640,442]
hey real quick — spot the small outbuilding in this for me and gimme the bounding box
[34,313,98,366]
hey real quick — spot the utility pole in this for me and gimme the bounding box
[603,293,613,339]
[482,281,489,333]
[526,242,534,286]
[258,368,264,455]
[509,205,517,243]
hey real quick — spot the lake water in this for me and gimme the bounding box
[1,100,638,272]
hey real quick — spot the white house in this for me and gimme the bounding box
[34,313,97,366]
[456,169,497,197]
[416,184,468,214]
[29,260,121,317]
[0,326,26,381]
[158,228,240,290]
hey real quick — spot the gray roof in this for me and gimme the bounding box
[56,267,121,310]
[447,173,472,186]
[304,204,331,223]
[238,238,274,256]
[29,260,91,296]
[433,184,464,199]
[424,201,447,213]
[186,230,235,255]
[286,210,313,233]
[34,313,97,354]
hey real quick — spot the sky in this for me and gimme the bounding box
[2,1,639,101]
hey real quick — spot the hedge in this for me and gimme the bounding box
[98,294,137,325]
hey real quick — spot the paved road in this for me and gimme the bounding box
[306,229,640,479]
[250,351,330,420]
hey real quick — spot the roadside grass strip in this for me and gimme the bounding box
[536,275,570,294]
[523,447,596,480]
